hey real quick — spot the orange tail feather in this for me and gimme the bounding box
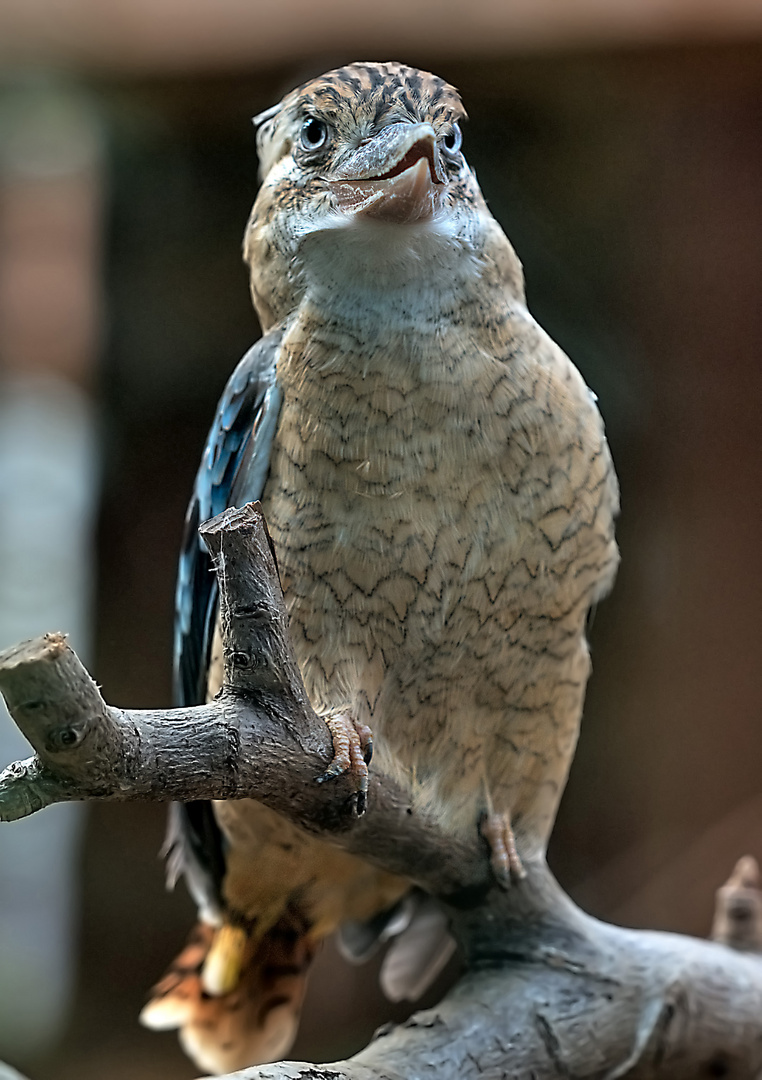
[141,913,317,1075]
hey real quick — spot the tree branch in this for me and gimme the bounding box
[1,503,761,1079]
[0,505,488,898]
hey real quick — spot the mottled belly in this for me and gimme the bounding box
[257,335,618,847]
[261,422,614,844]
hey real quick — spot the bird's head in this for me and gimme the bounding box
[244,62,519,330]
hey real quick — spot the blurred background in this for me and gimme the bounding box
[1,1,762,1077]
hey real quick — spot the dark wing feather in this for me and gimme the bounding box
[166,328,285,920]
[174,329,285,707]
[163,802,227,924]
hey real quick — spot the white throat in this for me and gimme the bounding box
[294,212,488,342]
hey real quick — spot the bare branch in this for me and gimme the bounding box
[711,855,762,953]
[228,920,762,1080]
[0,505,488,898]
[2,502,762,1079]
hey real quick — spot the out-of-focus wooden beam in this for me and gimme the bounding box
[1,0,762,75]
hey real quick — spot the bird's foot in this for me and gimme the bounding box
[317,710,373,815]
[481,812,526,887]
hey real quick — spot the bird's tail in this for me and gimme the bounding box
[140,910,317,1075]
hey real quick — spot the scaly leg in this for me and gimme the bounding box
[317,710,373,814]
[481,811,527,887]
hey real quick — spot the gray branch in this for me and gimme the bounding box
[1,503,761,1079]
[0,505,486,897]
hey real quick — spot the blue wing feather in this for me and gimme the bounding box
[167,327,285,919]
[173,328,285,708]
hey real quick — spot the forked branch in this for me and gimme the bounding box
[0,504,761,1079]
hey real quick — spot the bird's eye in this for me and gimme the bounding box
[300,118,329,151]
[442,124,463,157]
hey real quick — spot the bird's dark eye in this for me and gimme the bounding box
[442,124,463,157]
[300,118,329,151]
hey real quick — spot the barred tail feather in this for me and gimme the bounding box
[141,913,316,1075]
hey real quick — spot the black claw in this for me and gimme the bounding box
[315,749,369,816]
[362,737,373,766]
[317,759,348,784]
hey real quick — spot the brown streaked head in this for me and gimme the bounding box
[243,62,515,330]
[254,61,466,183]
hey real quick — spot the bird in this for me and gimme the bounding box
[140,60,620,1074]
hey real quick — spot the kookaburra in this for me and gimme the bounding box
[141,61,619,1074]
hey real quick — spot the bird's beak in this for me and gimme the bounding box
[328,123,446,224]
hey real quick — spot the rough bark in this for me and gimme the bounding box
[1,503,761,1079]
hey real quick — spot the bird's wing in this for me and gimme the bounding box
[174,329,285,708]
[166,327,285,922]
